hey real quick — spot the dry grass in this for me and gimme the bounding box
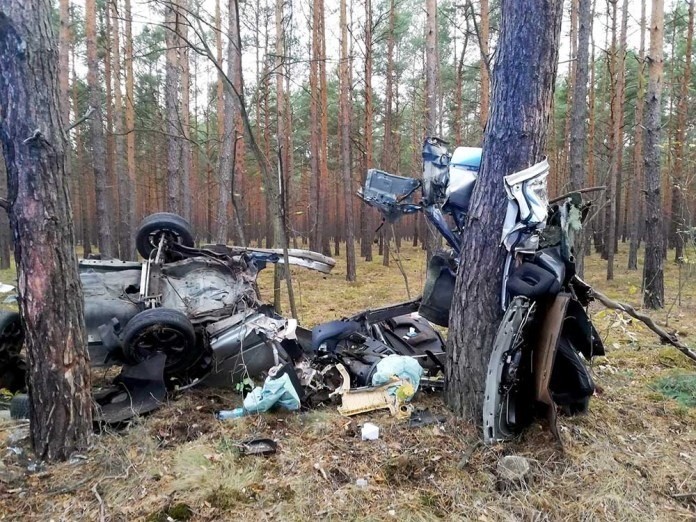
[0,243,695,521]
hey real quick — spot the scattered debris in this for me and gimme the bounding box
[360,422,380,441]
[217,364,302,419]
[338,379,413,418]
[407,409,446,429]
[238,438,277,457]
[496,455,531,491]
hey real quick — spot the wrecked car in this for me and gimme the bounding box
[1,212,335,420]
[359,137,605,443]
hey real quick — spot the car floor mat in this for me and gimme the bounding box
[94,353,167,424]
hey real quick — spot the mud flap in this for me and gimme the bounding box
[94,354,167,424]
[532,293,571,444]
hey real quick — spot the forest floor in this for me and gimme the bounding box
[0,244,695,521]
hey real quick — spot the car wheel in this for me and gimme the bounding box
[121,308,197,375]
[135,212,194,260]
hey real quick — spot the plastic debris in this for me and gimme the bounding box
[361,422,380,440]
[371,355,424,398]
[355,478,368,487]
[217,365,301,420]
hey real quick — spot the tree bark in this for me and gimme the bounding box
[670,0,693,262]
[215,0,245,246]
[309,0,322,252]
[381,0,396,267]
[479,0,490,131]
[423,0,439,259]
[340,0,357,281]
[179,0,192,223]
[111,0,132,260]
[361,0,373,261]
[569,0,590,277]
[165,2,181,215]
[642,0,665,309]
[124,0,136,249]
[86,0,114,257]
[628,0,647,270]
[446,0,563,421]
[0,0,92,460]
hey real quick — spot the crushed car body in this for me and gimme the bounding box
[359,137,605,443]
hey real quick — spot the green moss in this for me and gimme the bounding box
[652,373,696,408]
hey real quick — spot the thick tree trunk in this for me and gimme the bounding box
[569,0,590,277]
[628,0,647,270]
[86,0,114,257]
[0,0,92,460]
[340,0,356,281]
[642,0,665,309]
[446,0,563,421]
[670,0,693,262]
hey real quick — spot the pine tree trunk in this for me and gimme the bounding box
[216,0,242,245]
[446,0,563,421]
[569,0,590,277]
[165,3,181,215]
[309,0,322,252]
[111,0,132,260]
[628,0,647,270]
[424,0,439,258]
[479,0,490,131]
[124,0,136,247]
[381,0,396,268]
[179,0,192,223]
[605,0,618,277]
[642,0,665,309]
[0,0,92,460]
[361,0,374,262]
[340,0,357,281]
[670,0,693,262]
[86,0,114,257]
[318,0,331,258]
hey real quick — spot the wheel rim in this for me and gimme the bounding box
[131,325,189,369]
[146,229,183,254]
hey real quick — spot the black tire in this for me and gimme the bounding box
[0,311,26,392]
[135,212,194,260]
[0,311,23,356]
[10,393,30,420]
[121,308,197,374]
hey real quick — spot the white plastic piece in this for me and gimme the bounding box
[361,422,380,441]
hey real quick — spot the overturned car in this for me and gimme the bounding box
[1,213,336,419]
[1,212,447,421]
